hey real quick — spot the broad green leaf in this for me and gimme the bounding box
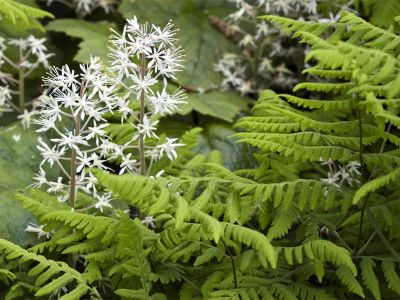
[179,91,248,123]
[46,19,114,63]
[0,124,48,246]
[118,0,236,89]
[197,123,256,170]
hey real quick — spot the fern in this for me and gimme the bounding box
[0,0,53,30]
[0,239,95,298]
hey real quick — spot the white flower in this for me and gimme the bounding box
[43,65,79,90]
[156,137,184,160]
[129,72,158,95]
[321,171,341,188]
[152,21,177,47]
[17,109,35,129]
[148,85,186,116]
[135,115,159,140]
[239,34,256,48]
[347,161,361,175]
[37,140,65,167]
[119,153,137,174]
[0,85,11,107]
[31,168,48,188]
[86,122,109,145]
[141,215,156,228]
[95,193,113,212]
[27,35,47,56]
[25,222,52,239]
[338,166,354,186]
[57,194,69,203]
[149,170,164,179]
[12,134,21,142]
[51,131,89,150]
[47,177,65,193]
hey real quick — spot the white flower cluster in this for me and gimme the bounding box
[45,0,116,16]
[214,0,355,95]
[320,158,361,191]
[32,17,186,212]
[33,56,123,210]
[0,35,53,125]
[108,16,185,173]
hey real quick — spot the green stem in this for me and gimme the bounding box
[18,68,25,112]
[69,83,85,208]
[221,239,238,289]
[366,207,400,261]
[354,105,366,254]
[139,52,146,176]
[69,111,81,209]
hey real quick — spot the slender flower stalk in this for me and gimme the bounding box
[139,52,146,175]
[18,46,25,112]
[0,35,53,127]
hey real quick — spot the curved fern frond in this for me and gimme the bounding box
[0,0,53,30]
[0,239,93,298]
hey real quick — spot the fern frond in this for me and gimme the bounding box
[223,223,277,268]
[0,0,53,30]
[0,239,92,297]
[336,265,365,298]
[360,257,381,300]
[353,166,400,204]
[381,258,400,295]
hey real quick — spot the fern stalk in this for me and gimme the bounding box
[355,105,367,254]
[139,52,146,176]
[222,239,238,289]
[366,207,400,262]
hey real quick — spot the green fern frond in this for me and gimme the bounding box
[0,239,93,298]
[360,257,381,300]
[0,0,53,30]
[223,223,277,268]
[381,258,400,295]
[336,265,365,298]
[353,166,400,204]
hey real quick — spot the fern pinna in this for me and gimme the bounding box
[234,11,400,300]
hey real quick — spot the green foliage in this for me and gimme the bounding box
[358,0,400,28]
[2,2,400,299]
[231,10,400,299]
[180,90,248,123]
[0,238,95,298]
[118,0,235,90]
[0,124,52,247]
[46,19,114,62]
[0,0,53,31]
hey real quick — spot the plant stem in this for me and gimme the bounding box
[221,239,238,289]
[69,111,81,209]
[354,104,367,254]
[366,207,400,261]
[18,47,25,113]
[69,84,84,208]
[139,52,146,176]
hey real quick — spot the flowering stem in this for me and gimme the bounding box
[139,52,146,176]
[69,84,85,208]
[69,111,81,209]
[18,64,25,113]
